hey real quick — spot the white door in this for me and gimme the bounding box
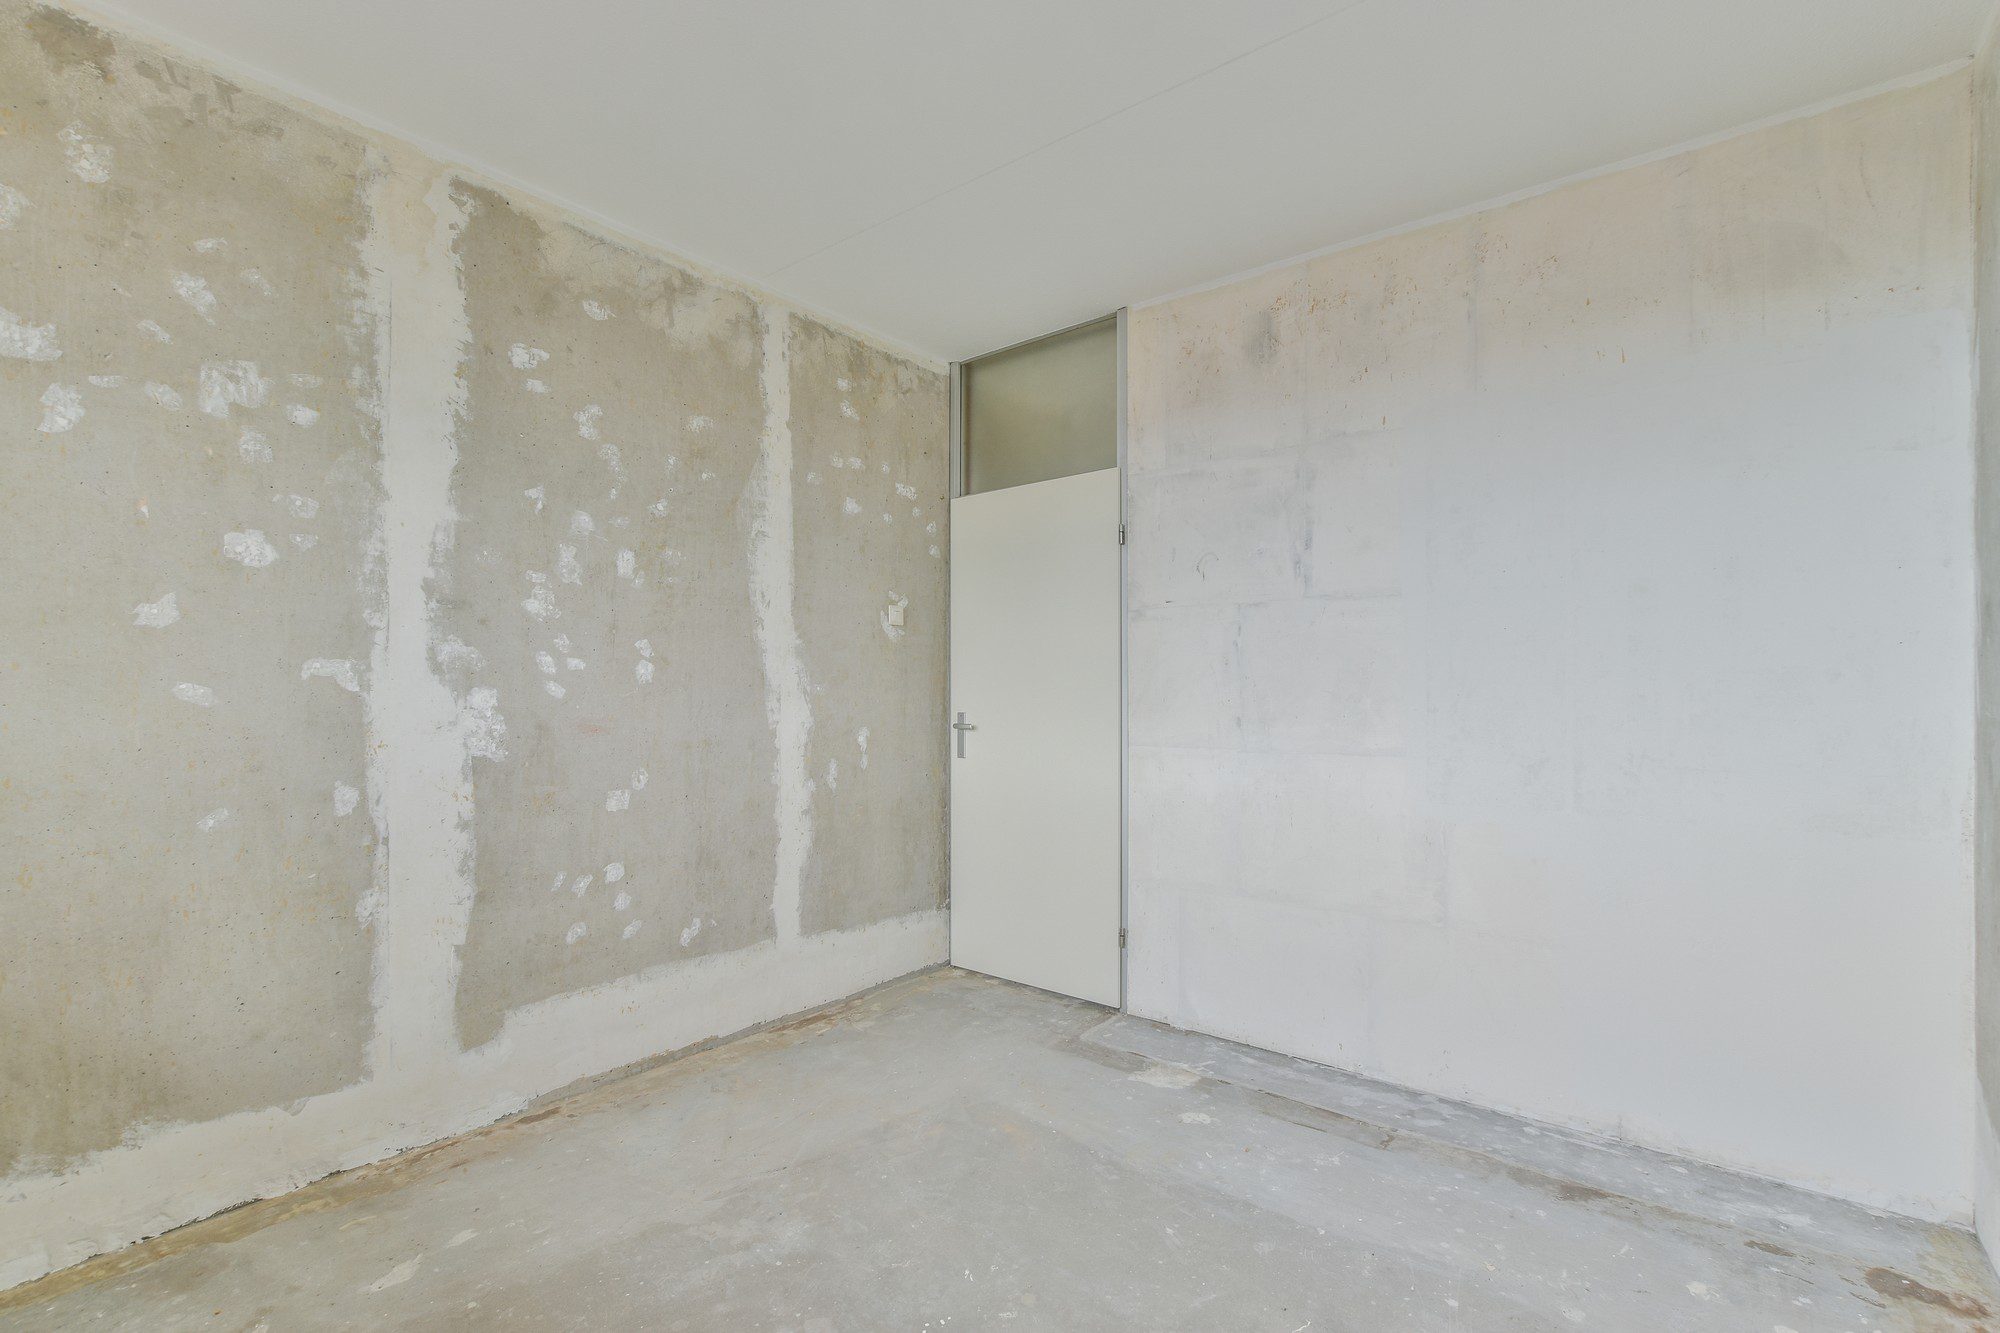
[949,466,1122,1006]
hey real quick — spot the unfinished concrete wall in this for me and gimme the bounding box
[0,0,947,1289]
[1976,30,2000,1268]
[0,0,380,1176]
[1127,73,1977,1221]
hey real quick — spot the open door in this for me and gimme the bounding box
[947,317,1122,1007]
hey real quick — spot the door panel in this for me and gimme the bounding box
[948,466,1121,1006]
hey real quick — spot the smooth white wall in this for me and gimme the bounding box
[1126,73,1976,1221]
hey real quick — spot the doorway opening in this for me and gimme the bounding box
[947,313,1125,1007]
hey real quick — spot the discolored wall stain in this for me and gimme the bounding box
[0,0,380,1171]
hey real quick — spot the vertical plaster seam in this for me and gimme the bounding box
[359,153,477,1073]
[749,308,812,943]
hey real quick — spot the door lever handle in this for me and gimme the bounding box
[952,712,976,759]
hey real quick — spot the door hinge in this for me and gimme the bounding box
[1119,927,1128,949]
[1118,523,1127,546]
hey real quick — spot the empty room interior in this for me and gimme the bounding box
[13,0,2000,1327]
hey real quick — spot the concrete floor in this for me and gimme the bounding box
[2,969,1995,1331]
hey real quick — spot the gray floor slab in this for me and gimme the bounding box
[2,968,1993,1331]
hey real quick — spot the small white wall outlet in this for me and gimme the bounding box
[885,602,905,627]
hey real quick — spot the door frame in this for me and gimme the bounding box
[946,308,1129,1011]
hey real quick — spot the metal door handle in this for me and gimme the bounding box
[952,712,976,758]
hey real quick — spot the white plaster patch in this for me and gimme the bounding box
[59,123,111,183]
[542,680,566,700]
[433,637,483,673]
[173,682,216,707]
[631,768,648,790]
[145,382,183,411]
[880,595,908,641]
[291,534,318,552]
[301,658,361,693]
[843,497,861,515]
[334,782,361,817]
[825,759,838,791]
[0,182,25,229]
[616,549,636,580]
[37,383,82,433]
[622,919,642,939]
[447,1230,477,1249]
[605,788,630,812]
[857,726,870,768]
[535,651,557,675]
[521,583,559,620]
[1179,1112,1214,1124]
[556,543,583,585]
[0,306,61,361]
[840,400,860,420]
[525,379,549,394]
[565,657,585,671]
[686,415,714,433]
[569,511,595,536]
[895,483,918,500]
[523,486,545,512]
[193,237,228,253]
[565,922,588,944]
[613,891,631,912]
[240,270,276,298]
[136,318,170,344]
[364,1257,421,1293]
[575,404,602,439]
[634,659,655,684]
[88,375,122,388]
[461,687,508,761]
[222,529,278,568]
[276,494,320,520]
[570,874,593,896]
[581,299,612,320]
[237,430,272,462]
[680,918,703,946]
[604,863,624,884]
[287,405,320,428]
[171,272,216,322]
[508,344,549,370]
[197,360,270,418]
[196,808,230,832]
[131,591,179,628]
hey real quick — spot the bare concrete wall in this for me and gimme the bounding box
[0,0,947,1289]
[0,0,380,1174]
[1975,28,2000,1267]
[789,316,949,936]
[1127,73,1976,1221]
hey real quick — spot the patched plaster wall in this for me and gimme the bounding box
[0,0,946,1288]
[1974,18,2000,1273]
[1126,72,1977,1222]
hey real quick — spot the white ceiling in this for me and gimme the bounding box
[90,0,1996,361]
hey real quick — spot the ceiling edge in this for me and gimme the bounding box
[60,0,954,370]
[1130,55,1974,316]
